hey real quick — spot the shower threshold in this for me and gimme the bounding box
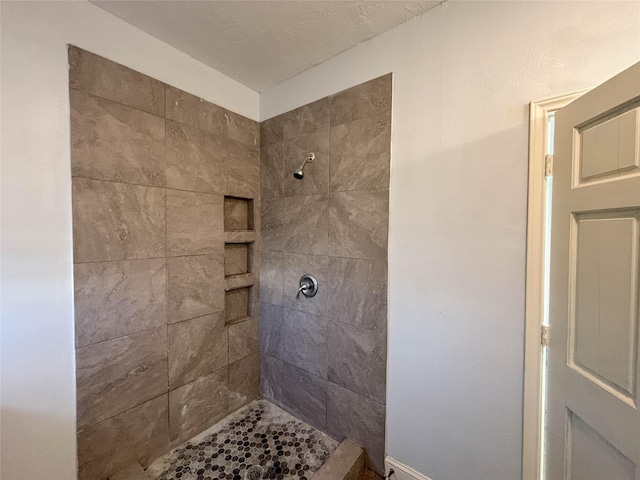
[145,399,339,480]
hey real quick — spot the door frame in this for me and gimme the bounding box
[523,89,590,480]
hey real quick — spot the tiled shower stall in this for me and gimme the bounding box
[70,46,390,479]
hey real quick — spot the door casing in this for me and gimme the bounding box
[524,89,590,480]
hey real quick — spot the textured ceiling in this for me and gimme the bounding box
[91,1,441,91]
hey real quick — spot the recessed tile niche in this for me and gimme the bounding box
[225,286,253,324]
[224,243,251,277]
[224,196,254,231]
[224,195,256,326]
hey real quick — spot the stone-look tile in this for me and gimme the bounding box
[72,178,165,263]
[327,257,387,331]
[77,395,170,480]
[74,259,166,348]
[281,309,328,379]
[165,86,226,136]
[166,189,223,256]
[167,255,224,323]
[260,114,284,148]
[168,367,229,446]
[229,353,260,411]
[283,129,330,197]
[329,115,391,192]
[69,46,165,116]
[226,139,260,199]
[225,110,259,147]
[261,143,283,200]
[70,90,165,187]
[229,317,260,363]
[261,199,284,252]
[284,195,328,255]
[283,254,328,317]
[328,189,389,259]
[330,74,392,127]
[224,243,249,277]
[76,328,168,429]
[326,383,386,474]
[260,303,283,358]
[225,287,251,323]
[165,120,226,195]
[260,251,283,306]
[281,363,327,431]
[283,97,330,140]
[168,312,227,389]
[328,322,386,404]
[260,354,283,403]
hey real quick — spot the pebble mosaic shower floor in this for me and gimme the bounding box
[146,399,339,480]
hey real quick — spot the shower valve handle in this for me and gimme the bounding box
[296,283,311,299]
[296,274,318,299]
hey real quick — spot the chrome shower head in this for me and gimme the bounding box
[293,153,315,180]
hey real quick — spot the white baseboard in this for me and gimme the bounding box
[385,456,433,480]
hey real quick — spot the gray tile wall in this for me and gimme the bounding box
[70,46,260,480]
[258,74,391,474]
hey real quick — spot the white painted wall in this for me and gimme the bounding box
[262,2,640,479]
[0,2,259,479]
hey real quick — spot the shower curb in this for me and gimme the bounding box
[313,439,365,480]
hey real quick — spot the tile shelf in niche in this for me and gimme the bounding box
[225,273,255,291]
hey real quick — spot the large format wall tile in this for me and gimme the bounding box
[283,254,328,317]
[328,189,389,259]
[71,90,165,187]
[73,178,165,263]
[259,75,390,477]
[229,353,260,411]
[260,251,283,306]
[77,395,170,480]
[167,255,224,323]
[166,121,226,195]
[168,312,227,389]
[69,46,165,117]
[281,363,327,431]
[165,86,226,136]
[283,195,328,255]
[329,115,390,192]
[261,199,284,252]
[260,354,283,404]
[326,383,385,473]
[282,97,329,140]
[327,322,386,404]
[76,328,168,429]
[225,110,259,147]
[283,129,329,197]
[74,258,166,348]
[261,143,284,200]
[329,74,392,127]
[166,189,223,256]
[281,309,328,379]
[327,257,387,331]
[226,140,260,199]
[260,303,283,358]
[229,317,260,363]
[168,367,229,446]
[260,115,283,148]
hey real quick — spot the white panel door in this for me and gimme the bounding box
[546,62,640,480]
